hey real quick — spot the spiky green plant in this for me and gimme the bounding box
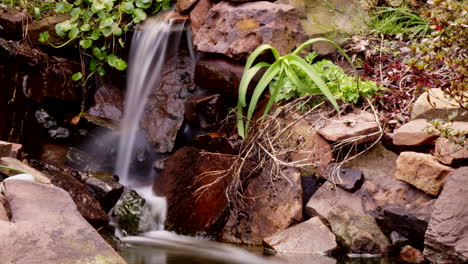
[236,38,354,139]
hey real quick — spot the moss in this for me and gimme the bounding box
[113,190,145,235]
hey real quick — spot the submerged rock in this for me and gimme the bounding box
[0,180,126,264]
[193,1,306,60]
[424,167,468,264]
[395,152,454,196]
[221,166,302,245]
[263,217,337,255]
[329,205,391,255]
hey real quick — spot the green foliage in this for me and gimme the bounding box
[369,5,430,38]
[113,190,146,235]
[426,114,467,147]
[237,38,356,139]
[40,0,171,79]
[0,0,57,19]
[408,0,467,109]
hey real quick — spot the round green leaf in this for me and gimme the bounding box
[133,8,147,23]
[79,39,93,49]
[80,24,91,31]
[93,47,105,60]
[68,27,80,39]
[113,27,122,36]
[72,72,82,81]
[100,17,114,28]
[121,2,135,14]
[90,29,101,40]
[38,31,49,43]
[55,1,73,13]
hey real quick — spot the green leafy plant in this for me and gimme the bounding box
[237,38,356,139]
[39,0,171,81]
[369,5,430,38]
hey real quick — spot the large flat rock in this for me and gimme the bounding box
[424,167,468,263]
[0,180,126,264]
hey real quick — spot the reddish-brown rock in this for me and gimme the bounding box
[434,137,468,165]
[154,147,235,235]
[189,0,214,39]
[194,58,245,96]
[88,84,123,122]
[193,1,306,60]
[400,245,425,263]
[395,152,454,196]
[221,165,302,245]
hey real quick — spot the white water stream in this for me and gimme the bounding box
[114,14,276,264]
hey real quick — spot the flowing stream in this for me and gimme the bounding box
[114,14,276,264]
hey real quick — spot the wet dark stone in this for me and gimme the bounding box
[191,132,241,154]
[301,174,321,211]
[88,84,123,122]
[85,172,124,213]
[390,231,410,248]
[113,190,146,236]
[0,12,28,40]
[184,94,226,131]
[335,167,364,192]
[44,170,109,227]
[194,57,245,96]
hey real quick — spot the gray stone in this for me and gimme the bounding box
[317,110,380,144]
[395,152,454,196]
[305,181,363,221]
[85,172,124,213]
[264,217,337,254]
[392,119,438,146]
[329,205,391,255]
[324,166,363,192]
[424,167,468,264]
[411,88,468,121]
[193,1,306,60]
[390,231,410,248]
[0,180,126,264]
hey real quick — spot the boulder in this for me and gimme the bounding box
[39,143,69,169]
[323,166,363,192]
[193,1,306,60]
[317,110,380,144]
[192,132,241,155]
[154,147,235,235]
[44,170,109,227]
[84,172,124,213]
[189,0,214,39]
[27,14,71,46]
[285,119,333,173]
[177,0,199,13]
[305,181,363,221]
[0,193,9,221]
[221,166,303,245]
[361,179,435,247]
[424,167,468,264]
[0,141,22,158]
[434,138,468,165]
[88,84,123,122]
[400,245,425,264]
[395,152,454,196]
[0,180,126,264]
[392,119,438,146]
[0,157,51,184]
[142,51,195,153]
[113,189,147,235]
[275,255,337,264]
[0,11,28,40]
[411,88,468,121]
[263,217,337,254]
[329,205,391,255]
[0,143,11,158]
[184,94,226,130]
[345,142,398,181]
[194,58,245,96]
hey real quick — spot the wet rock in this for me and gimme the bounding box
[424,167,468,264]
[0,157,51,184]
[395,152,454,196]
[221,166,303,245]
[361,179,435,246]
[184,94,226,130]
[194,58,245,96]
[324,166,363,192]
[193,1,306,60]
[345,143,398,181]
[392,119,438,146]
[142,51,195,153]
[400,245,425,264]
[0,141,21,158]
[317,111,379,144]
[0,11,28,40]
[85,172,124,213]
[192,132,240,154]
[65,147,96,170]
[329,205,391,255]
[113,190,146,235]
[154,147,236,235]
[263,217,337,254]
[276,255,337,264]
[301,174,321,209]
[189,0,214,39]
[390,231,410,248]
[27,14,71,46]
[305,181,363,221]
[39,143,69,169]
[434,138,468,165]
[177,0,198,13]
[0,193,9,221]
[0,180,126,264]
[411,88,468,121]
[88,84,123,122]
[286,119,333,173]
[44,170,109,227]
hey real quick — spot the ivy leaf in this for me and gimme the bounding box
[93,47,106,60]
[79,39,93,49]
[121,2,135,14]
[72,72,82,81]
[107,54,128,71]
[39,31,49,43]
[68,27,80,39]
[55,1,73,13]
[133,8,147,23]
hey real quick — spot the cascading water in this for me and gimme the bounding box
[114,12,275,264]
